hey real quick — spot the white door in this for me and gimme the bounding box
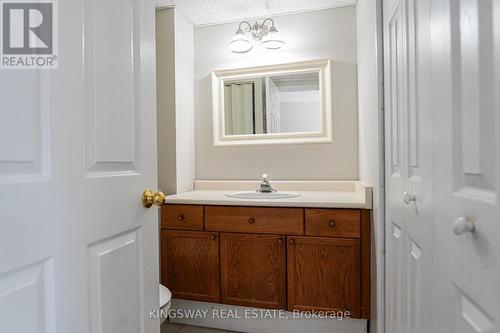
[383,2,407,330]
[431,0,500,332]
[384,0,433,332]
[0,0,159,333]
[385,0,500,332]
[266,77,280,133]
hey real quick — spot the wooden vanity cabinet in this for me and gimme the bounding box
[160,205,371,319]
[220,233,286,309]
[205,206,303,235]
[287,236,360,317]
[161,204,204,230]
[305,209,361,238]
[160,230,220,303]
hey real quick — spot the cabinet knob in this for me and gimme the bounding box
[177,214,184,221]
[278,238,283,244]
[248,217,255,224]
[289,239,294,245]
[329,220,336,227]
[211,234,217,240]
[453,217,475,235]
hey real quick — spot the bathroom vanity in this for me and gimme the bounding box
[160,181,372,319]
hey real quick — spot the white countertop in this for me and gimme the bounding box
[165,180,372,209]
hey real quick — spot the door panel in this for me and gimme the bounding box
[0,258,55,333]
[220,233,286,309]
[384,1,407,331]
[161,230,220,303]
[88,230,141,333]
[84,0,141,175]
[453,289,495,333]
[287,236,360,317]
[0,72,50,182]
[431,0,500,331]
[451,0,496,198]
[0,0,158,331]
[384,0,432,332]
[386,0,500,331]
[403,237,422,332]
[386,222,403,333]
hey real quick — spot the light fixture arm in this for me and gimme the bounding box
[238,21,253,33]
[261,18,275,29]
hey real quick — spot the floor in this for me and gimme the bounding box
[161,322,244,333]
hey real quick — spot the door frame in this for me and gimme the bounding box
[356,0,386,332]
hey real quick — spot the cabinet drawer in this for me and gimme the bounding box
[161,204,204,230]
[205,206,304,235]
[305,209,360,238]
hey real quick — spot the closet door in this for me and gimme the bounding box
[383,2,406,330]
[383,0,433,332]
[386,0,500,331]
[430,0,500,332]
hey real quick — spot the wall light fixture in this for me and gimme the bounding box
[227,18,285,53]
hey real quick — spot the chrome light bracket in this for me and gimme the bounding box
[238,18,275,41]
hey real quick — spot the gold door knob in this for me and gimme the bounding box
[142,189,166,208]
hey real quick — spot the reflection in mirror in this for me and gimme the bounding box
[212,59,332,146]
[223,72,320,136]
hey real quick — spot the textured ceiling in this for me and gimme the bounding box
[155,0,357,26]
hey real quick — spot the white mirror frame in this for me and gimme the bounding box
[211,59,332,146]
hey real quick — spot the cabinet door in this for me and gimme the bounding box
[220,233,286,309]
[161,230,220,303]
[287,236,361,317]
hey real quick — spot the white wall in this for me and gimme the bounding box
[156,7,195,194]
[194,7,359,180]
[156,9,177,194]
[279,91,321,133]
[356,1,384,333]
[174,9,195,192]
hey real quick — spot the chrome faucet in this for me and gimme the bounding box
[257,174,275,193]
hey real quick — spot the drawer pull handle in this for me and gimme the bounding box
[211,234,217,240]
[248,217,255,224]
[329,220,336,227]
[177,215,184,221]
[289,239,294,245]
[278,238,283,244]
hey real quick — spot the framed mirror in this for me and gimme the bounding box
[211,59,332,146]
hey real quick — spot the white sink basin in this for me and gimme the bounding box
[225,191,301,199]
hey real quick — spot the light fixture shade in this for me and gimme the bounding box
[227,29,253,53]
[261,26,285,50]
